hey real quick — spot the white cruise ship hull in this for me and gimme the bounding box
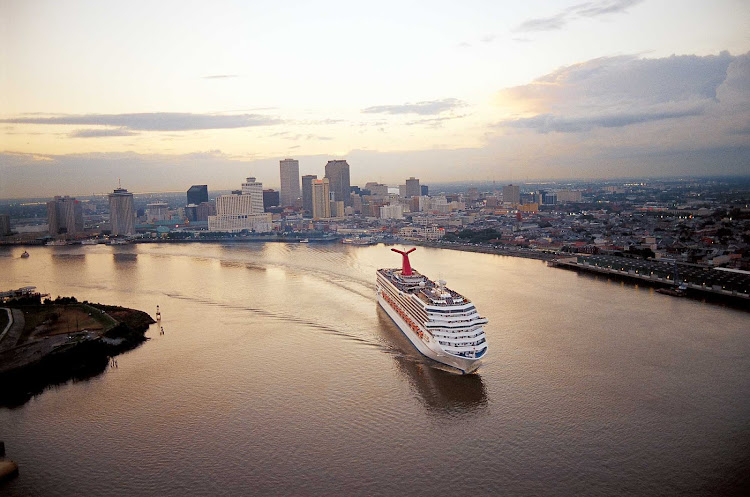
[377,293,482,374]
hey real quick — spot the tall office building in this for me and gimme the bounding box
[108,188,136,236]
[503,184,521,205]
[241,177,265,212]
[311,178,331,220]
[324,160,351,207]
[421,185,429,196]
[0,214,11,236]
[279,159,300,207]
[209,176,272,232]
[47,196,84,235]
[405,177,420,197]
[187,185,208,206]
[301,174,317,215]
[146,202,170,222]
[263,189,280,211]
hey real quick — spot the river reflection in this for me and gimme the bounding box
[376,309,488,416]
[2,243,750,497]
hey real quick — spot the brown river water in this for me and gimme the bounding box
[1,242,749,496]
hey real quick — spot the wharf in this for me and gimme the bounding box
[551,254,750,303]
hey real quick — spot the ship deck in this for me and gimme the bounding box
[378,268,471,307]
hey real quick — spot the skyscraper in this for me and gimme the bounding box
[503,184,521,205]
[301,174,317,215]
[279,159,300,207]
[324,160,351,207]
[0,214,11,236]
[312,178,331,220]
[47,196,84,235]
[263,189,280,211]
[108,188,135,236]
[405,177,420,197]
[187,185,208,206]
[208,176,272,232]
[241,177,265,213]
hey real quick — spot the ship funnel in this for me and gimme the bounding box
[391,248,416,276]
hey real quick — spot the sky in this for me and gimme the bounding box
[1,0,749,198]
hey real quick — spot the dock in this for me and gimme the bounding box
[550,254,750,302]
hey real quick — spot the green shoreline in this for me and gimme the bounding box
[0,298,155,407]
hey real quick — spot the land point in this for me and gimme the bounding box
[0,289,155,407]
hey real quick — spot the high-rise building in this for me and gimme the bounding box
[301,174,317,215]
[241,177,265,213]
[0,214,11,236]
[47,196,84,235]
[187,185,208,206]
[502,184,521,205]
[324,160,351,207]
[421,185,429,196]
[208,176,272,232]
[263,189,280,211]
[146,202,170,222]
[108,188,135,236]
[279,159,300,207]
[405,177,420,197]
[312,178,331,220]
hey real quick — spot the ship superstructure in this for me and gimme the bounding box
[377,248,488,373]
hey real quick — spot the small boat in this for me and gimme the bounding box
[20,250,30,258]
[299,238,309,243]
[81,239,99,245]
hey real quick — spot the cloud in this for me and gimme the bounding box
[501,107,705,133]
[405,115,468,128]
[517,0,644,31]
[0,112,281,131]
[70,128,138,138]
[362,98,466,116]
[202,74,239,79]
[495,51,741,133]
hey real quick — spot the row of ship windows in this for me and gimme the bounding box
[433,331,484,340]
[438,338,487,348]
[426,306,476,314]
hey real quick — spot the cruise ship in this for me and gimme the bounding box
[377,248,488,373]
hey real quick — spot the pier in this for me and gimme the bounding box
[550,254,750,302]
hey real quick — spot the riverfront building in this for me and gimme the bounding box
[209,176,272,232]
[312,178,331,220]
[324,160,351,207]
[108,188,135,236]
[0,213,11,236]
[279,159,300,208]
[301,174,317,215]
[47,196,84,235]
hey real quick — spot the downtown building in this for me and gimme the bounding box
[187,185,209,205]
[108,188,136,236]
[324,160,351,207]
[311,178,331,220]
[279,159,300,208]
[405,177,420,198]
[47,196,84,235]
[301,174,317,215]
[208,176,272,232]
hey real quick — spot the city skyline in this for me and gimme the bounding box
[1,0,749,198]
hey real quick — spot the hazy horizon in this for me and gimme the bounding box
[2,0,749,198]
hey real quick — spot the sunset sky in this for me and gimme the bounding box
[1,0,749,197]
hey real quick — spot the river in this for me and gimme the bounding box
[1,242,749,496]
